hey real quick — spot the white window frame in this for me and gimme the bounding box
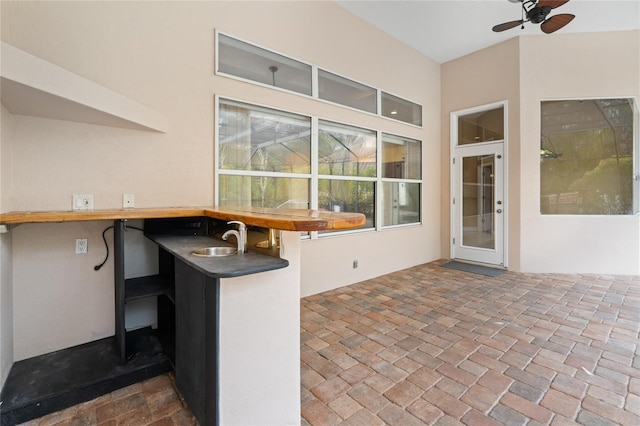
[215,30,423,129]
[379,133,423,230]
[215,96,423,239]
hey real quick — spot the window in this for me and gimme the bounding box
[217,99,311,208]
[382,134,421,179]
[216,98,423,235]
[318,70,377,114]
[457,106,504,145]
[216,32,423,127]
[381,134,422,226]
[540,98,637,215]
[381,92,422,126]
[318,121,377,230]
[217,33,312,96]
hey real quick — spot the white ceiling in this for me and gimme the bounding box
[335,0,640,63]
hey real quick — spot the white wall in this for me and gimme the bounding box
[10,218,159,361]
[519,31,640,274]
[441,37,521,270]
[301,225,441,297]
[219,231,301,425]
[1,0,440,363]
[442,30,640,274]
[11,221,115,360]
[0,106,14,388]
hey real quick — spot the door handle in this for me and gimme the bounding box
[496,209,502,214]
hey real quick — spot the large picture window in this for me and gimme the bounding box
[216,98,423,235]
[540,98,637,215]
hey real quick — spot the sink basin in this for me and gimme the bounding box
[191,246,237,257]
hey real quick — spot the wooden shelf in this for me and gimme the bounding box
[125,275,174,303]
[0,42,167,132]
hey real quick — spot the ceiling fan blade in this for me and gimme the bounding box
[541,13,575,33]
[492,20,523,32]
[537,0,570,9]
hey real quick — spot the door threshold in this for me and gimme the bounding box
[452,259,506,270]
[441,260,507,277]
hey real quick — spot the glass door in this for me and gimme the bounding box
[452,143,504,265]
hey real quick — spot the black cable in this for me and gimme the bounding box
[94,225,144,271]
[93,226,113,270]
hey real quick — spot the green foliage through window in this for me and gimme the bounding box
[540,99,635,215]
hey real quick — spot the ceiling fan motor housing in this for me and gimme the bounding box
[527,6,552,23]
[492,0,574,34]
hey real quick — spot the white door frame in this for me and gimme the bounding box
[450,101,508,267]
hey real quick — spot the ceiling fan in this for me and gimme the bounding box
[492,0,575,34]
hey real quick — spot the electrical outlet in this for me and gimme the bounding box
[72,194,94,211]
[123,194,135,209]
[75,238,88,254]
[353,260,359,269]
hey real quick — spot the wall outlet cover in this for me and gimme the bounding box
[123,194,135,209]
[75,238,88,254]
[72,194,94,210]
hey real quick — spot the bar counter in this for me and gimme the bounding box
[0,206,366,231]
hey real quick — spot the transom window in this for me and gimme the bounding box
[217,33,312,96]
[216,31,422,127]
[457,106,504,145]
[318,70,377,114]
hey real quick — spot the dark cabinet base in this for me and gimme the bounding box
[175,258,219,426]
[0,328,172,426]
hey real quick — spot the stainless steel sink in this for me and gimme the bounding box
[191,246,237,257]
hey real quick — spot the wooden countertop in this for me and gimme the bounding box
[0,206,366,232]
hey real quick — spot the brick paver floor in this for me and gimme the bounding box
[20,373,197,425]
[21,259,640,425]
[301,260,640,425]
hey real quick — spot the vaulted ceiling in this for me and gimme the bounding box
[335,0,640,63]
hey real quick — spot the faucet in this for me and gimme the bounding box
[222,220,247,254]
